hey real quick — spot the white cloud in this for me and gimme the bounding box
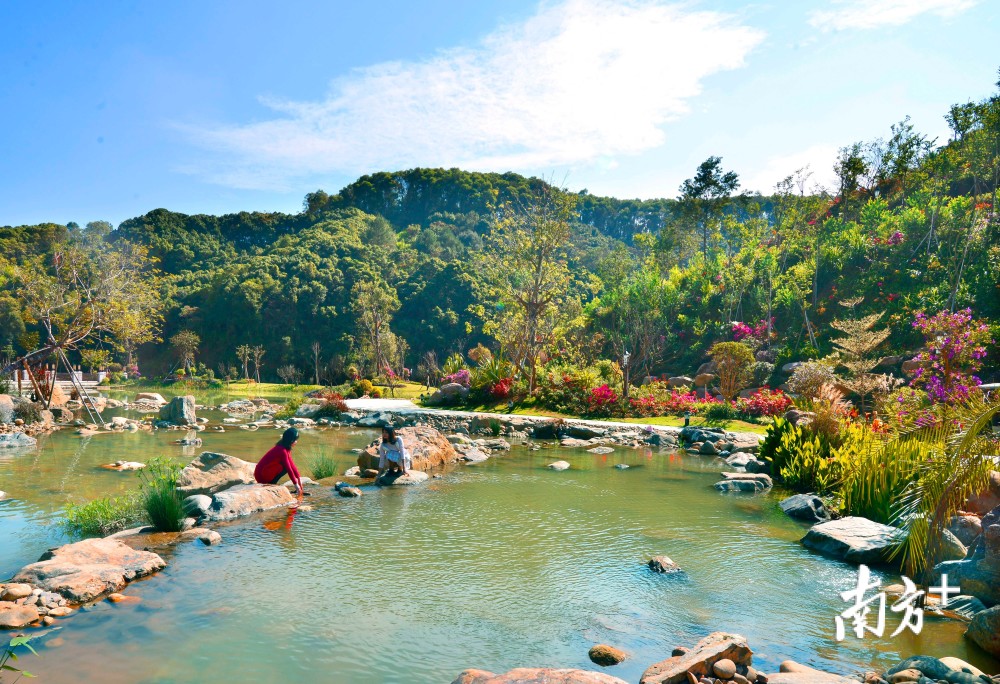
[809,0,976,31]
[180,0,764,190]
[741,144,841,195]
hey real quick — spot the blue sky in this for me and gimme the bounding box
[1,0,997,227]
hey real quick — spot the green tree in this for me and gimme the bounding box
[678,156,740,260]
[351,280,400,377]
[169,330,200,375]
[710,341,754,403]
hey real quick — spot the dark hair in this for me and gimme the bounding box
[278,427,299,449]
[381,426,397,443]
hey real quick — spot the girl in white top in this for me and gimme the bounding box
[377,426,410,476]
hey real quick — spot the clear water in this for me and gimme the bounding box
[1,410,997,683]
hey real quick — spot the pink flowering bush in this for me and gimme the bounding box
[490,377,514,400]
[731,319,772,344]
[443,369,471,388]
[586,384,619,416]
[910,308,992,404]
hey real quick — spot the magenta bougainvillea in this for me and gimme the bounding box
[586,384,619,416]
[731,319,772,343]
[910,308,992,404]
[735,387,793,417]
[443,369,471,388]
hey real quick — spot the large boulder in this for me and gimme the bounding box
[947,514,983,547]
[358,426,460,472]
[13,538,165,604]
[667,376,693,388]
[176,452,256,496]
[801,517,900,565]
[452,669,628,684]
[780,494,830,523]
[640,632,752,684]
[966,604,1000,657]
[159,395,197,426]
[0,433,37,449]
[47,384,69,407]
[203,484,295,522]
[931,507,1000,605]
[429,383,470,404]
[967,471,1000,515]
[0,394,15,423]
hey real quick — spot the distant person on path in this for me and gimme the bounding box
[255,427,305,497]
[377,426,410,477]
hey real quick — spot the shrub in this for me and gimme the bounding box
[66,491,144,536]
[710,342,754,402]
[586,384,619,416]
[761,417,840,493]
[140,458,184,532]
[704,401,738,422]
[310,451,338,480]
[787,361,837,398]
[535,369,592,414]
[370,387,382,398]
[490,377,515,400]
[13,402,41,424]
[836,424,925,524]
[910,308,993,404]
[488,418,502,436]
[443,369,471,387]
[350,379,374,397]
[736,387,793,418]
[314,393,349,418]
[274,397,302,420]
[750,361,775,387]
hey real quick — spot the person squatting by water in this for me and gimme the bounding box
[255,427,306,499]
[377,426,411,477]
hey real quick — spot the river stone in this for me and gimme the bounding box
[564,425,606,440]
[203,484,295,521]
[939,528,968,561]
[135,392,167,405]
[547,461,571,471]
[712,658,736,679]
[461,448,490,463]
[640,632,752,684]
[357,426,460,473]
[182,494,213,518]
[714,479,768,493]
[13,537,166,604]
[763,674,857,684]
[648,556,681,573]
[699,441,719,455]
[375,470,429,486]
[967,471,1000,515]
[937,657,985,678]
[0,432,37,449]
[159,395,197,426]
[801,516,900,565]
[885,655,984,683]
[0,602,39,629]
[966,605,1000,657]
[780,494,830,523]
[589,644,628,666]
[0,584,32,601]
[0,394,15,423]
[452,668,629,684]
[724,452,753,468]
[196,530,222,546]
[588,446,615,454]
[176,452,256,496]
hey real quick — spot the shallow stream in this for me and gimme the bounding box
[1,407,997,683]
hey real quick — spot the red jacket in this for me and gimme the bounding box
[254,444,302,488]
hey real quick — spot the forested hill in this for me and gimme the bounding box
[2,74,999,385]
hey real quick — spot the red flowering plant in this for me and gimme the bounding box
[586,384,619,417]
[735,387,793,418]
[909,308,992,404]
[490,377,515,400]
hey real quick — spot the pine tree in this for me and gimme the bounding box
[830,299,891,414]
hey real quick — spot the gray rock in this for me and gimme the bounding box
[939,528,969,561]
[667,376,693,388]
[614,464,630,470]
[699,441,719,456]
[745,458,769,474]
[724,451,753,467]
[158,395,197,426]
[197,530,222,546]
[948,514,982,546]
[546,460,570,471]
[780,494,830,523]
[801,517,900,565]
[182,494,212,518]
[203,484,295,522]
[375,470,429,486]
[714,479,769,493]
[0,394,15,424]
[966,604,1000,657]
[0,432,37,449]
[588,446,615,454]
[461,448,490,463]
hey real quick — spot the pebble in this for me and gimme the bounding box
[713,658,736,679]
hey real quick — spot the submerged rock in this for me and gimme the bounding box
[714,479,770,493]
[375,470,429,486]
[13,537,165,604]
[546,461,570,471]
[801,516,900,565]
[0,433,37,449]
[588,446,615,454]
[176,452,256,497]
[647,556,681,574]
[452,668,628,684]
[640,631,752,684]
[588,644,628,666]
[203,484,295,522]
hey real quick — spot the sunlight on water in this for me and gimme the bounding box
[1,415,996,683]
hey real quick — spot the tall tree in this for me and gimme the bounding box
[351,280,400,377]
[169,330,200,375]
[477,184,574,391]
[678,156,740,260]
